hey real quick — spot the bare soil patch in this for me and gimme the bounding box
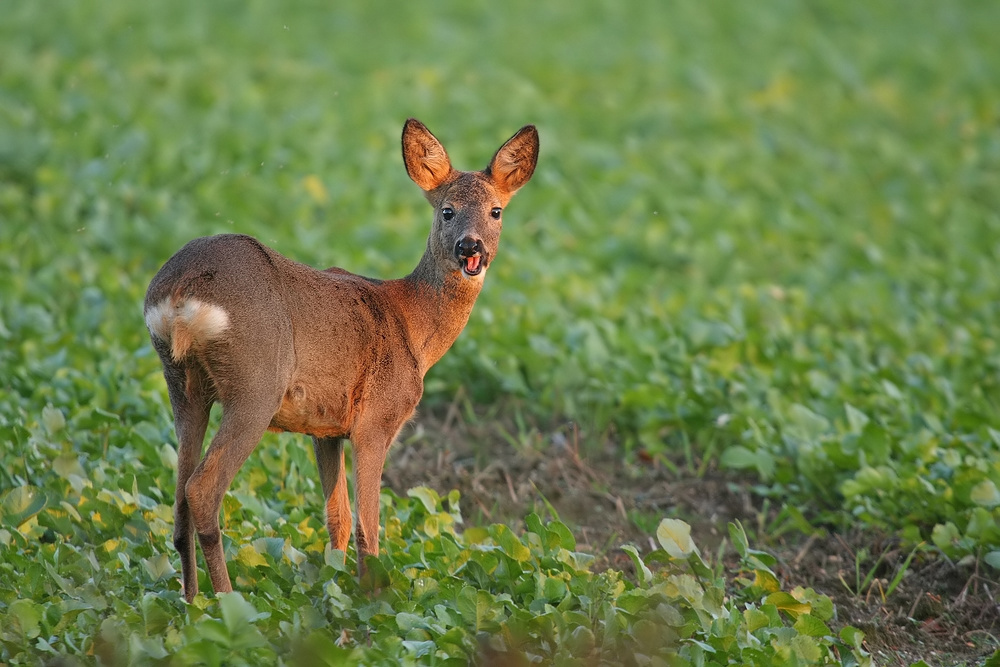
[384,404,1000,666]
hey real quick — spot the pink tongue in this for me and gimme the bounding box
[466,256,481,272]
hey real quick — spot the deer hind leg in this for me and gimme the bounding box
[312,436,352,552]
[184,393,278,596]
[153,339,213,601]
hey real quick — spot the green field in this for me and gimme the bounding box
[2,1,1000,664]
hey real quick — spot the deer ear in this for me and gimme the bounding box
[487,125,539,196]
[402,119,454,192]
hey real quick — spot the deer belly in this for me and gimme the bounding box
[268,383,351,438]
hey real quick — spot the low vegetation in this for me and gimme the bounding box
[2,0,999,663]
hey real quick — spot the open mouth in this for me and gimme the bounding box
[462,254,483,277]
[456,237,486,277]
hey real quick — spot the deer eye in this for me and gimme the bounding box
[442,207,455,221]
[490,207,502,219]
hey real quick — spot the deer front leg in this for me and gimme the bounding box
[350,411,412,575]
[352,436,389,572]
[312,436,352,552]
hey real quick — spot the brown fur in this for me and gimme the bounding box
[144,119,538,601]
[170,323,193,362]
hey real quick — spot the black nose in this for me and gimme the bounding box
[455,236,483,258]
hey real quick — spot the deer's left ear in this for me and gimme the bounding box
[487,125,539,196]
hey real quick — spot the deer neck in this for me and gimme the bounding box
[390,244,484,375]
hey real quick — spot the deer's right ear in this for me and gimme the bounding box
[402,119,454,192]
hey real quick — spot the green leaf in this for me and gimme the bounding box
[359,556,391,592]
[218,592,266,636]
[407,487,441,514]
[492,524,532,562]
[455,586,478,626]
[744,607,770,633]
[542,575,567,602]
[283,542,307,566]
[229,492,281,524]
[656,519,699,559]
[720,445,776,479]
[931,522,960,553]
[791,587,835,621]
[524,512,544,536]
[547,520,576,551]
[621,545,652,586]
[159,442,178,471]
[53,452,86,480]
[141,593,173,634]
[253,536,286,561]
[839,626,865,649]
[753,569,781,594]
[5,599,42,640]
[793,613,832,638]
[131,635,170,661]
[728,521,777,572]
[565,625,596,657]
[765,592,811,619]
[785,403,830,439]
[395,612,425,633]
[971,480,1000,508]
[446,489,461,518]
[41,404,66,434]
[791,634,821,661]
[0,486,47,528]
[82,407,121,428]
[236,545,269,568]
[844,403,870,434]
[857,422,891,466]
[142,553,176,581]
[728,521,750,559]
[463,526,490,544]
[455,585,494,631]
[402,640,436,658]
[324,545,348,570]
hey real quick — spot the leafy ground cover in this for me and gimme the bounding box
[2,0,1000,664]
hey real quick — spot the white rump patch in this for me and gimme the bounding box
[145,297,230,345]
[179,299,230,339]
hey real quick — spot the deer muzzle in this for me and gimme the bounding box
[455,236,486,277]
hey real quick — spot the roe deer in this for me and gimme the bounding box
[144,119,539,601]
